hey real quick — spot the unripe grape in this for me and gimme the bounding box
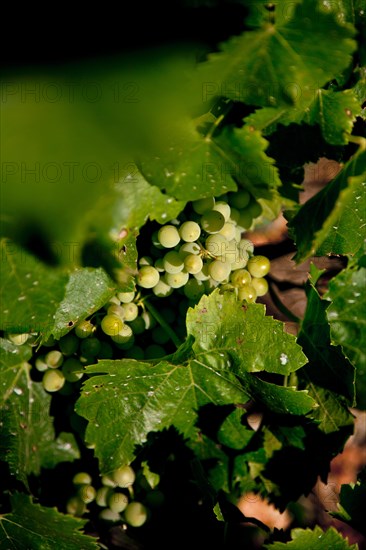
[42,335,56,348]
[165,271,189,289]
[238,285,257,303]
[124,502,148,527]
[219,222,236,241]
[154,258,165,272]
[73,472,92,485]
[139,256,154,266]
[137,266,160,289]
[247,255,270,278]
[42,369,65,392]
[163,251,184,274]
[213,201,231,221]
[80,338,101,358]
[205,234,227,257]
[179,221,201,242]
[247,199,263,218]
[45,350,63,369]
[62,358,84,382]
[184,278,205,300]
[141,311,156,330]
[192,196,215,214]
[96,486,112,507]
[101,475,117,488]
[8,333,29,346]
[152,277,173,298]
[231,269,252,287]
[107,304,125,318]
[157,225,180,248]
[66,496,86,516]
[75,320,95,339]
[117,291,135,303]
[111,324,133,344]
[184,254,203,274]
[179,241,201,257]
[98,341,114,359]
[113,465,136,488]
[128,316,146,335]
[251,277,269,296]
[127,345,145,360]
[145,345,166,359]
[208,260,232,282]
[201,210,225,234]
[108,492,129,513]
[35,356,48,372]
[228,190,251,209]
[78,485,96,504]
[237,210,253,230]
[101,314,124,336]
[229,208,240,225]
[238,238,254,255]
[194,262,211,281]
[59,333,79,356]
[121,302,139,321]
[99,508,121,522]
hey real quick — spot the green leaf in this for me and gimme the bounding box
[306,385,354,434]
[297,278,356,405]
[217,408,255,450]
[331,475,366,535]
[43,267,116,340]
[0,341,80,483]
[0,239,67,333]
[246,89,361,145]
[0,492,98,550]
[199,1,356,108]
[264,525,358,549]
[141,460,160,489]
[187,290,307,375]
[76,358,248,473]
[325,267,366,409]
[288,149,366,263]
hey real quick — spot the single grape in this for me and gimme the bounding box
[124,502,148,527]
[145,344,166,359]
[157,225,180,248]
[217,239,240,265]
[152,326,170,345]
[237,210,253,230]
[234,226,242,243]
[151,231,164,250]
[96,486,111,507]
[192,196,215,214]
[113,465,136,488]
[247,198,263,218]
[205,234,227,257]
[127,345,145,360]
[107,295,120,306]
[228,190,251,209]
[230,269,252,287]
[108,492,129,513]
[154,257,165,272]
[121,303,139,321]
[219,222,236,241]
[73,472,92,486]
[62,358,84,382]
[229,207,240,225]
[74,320,95,339]
[247,255,270,278]
[59,333,79,356]
[42,335,56,347]
[165,271,189,289]
[152,277,173,298]
[80,338,101,358]
[179,241,201,257]
[213,201,231,221]
[117,291,135,303]
[194,262,211,281]
[35,356,48,372]
[238,285,257,303]
[201,210,225,234]
[179,221,201,242]
[230,254,248,271]
[141,311,156,330]
[66,496,86,516]
[8,333,29,346]
[107,304,125,318]
[184,278,205,300]
[208,260,232,282]
[101,314,124,336]
[139,256,154,266]
[45,350,63,369]
[42,369,65,392]
[111,324,133,344]
[163,251,184,274]
[128,316,146,335]
[251,277,269,296]
[184,254,203,274]
[238,238,254,255]
[99,508,121,522]
[101,475,117,488]
[137,266,160,289]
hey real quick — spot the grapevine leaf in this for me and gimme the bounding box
[0,343,79,483]
[187,290,307,375]
[331,475,366,535]
[305,385,354,434]
[325,267,366,409]
[0,239,67,334]
[0,338,32,405]
[246,89,361,145]
[217,408,255,450]
[288,149,366,263]
[76,358,249,473]
[0,492,98,550]
[43,267,116,341]
[297,278,356,405]
[199,1,356,108]
[264,525,358,549]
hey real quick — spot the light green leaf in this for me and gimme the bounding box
[217,408,255,450]
[76,358,248,473]
[325,267,366,409]
[306,385,354,434]
[187,290,307,375]
[264,525,358,549]
[0,492,98,550]
[0,338,32,405]
[288,149,366,263]
[199,1,356,108]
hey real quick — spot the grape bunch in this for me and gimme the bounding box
[66,464,160,528]
[135,194,270,304]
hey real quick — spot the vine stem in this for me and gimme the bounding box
[267,280,300,323]
[144,299,182,348]
[348,135,366,151]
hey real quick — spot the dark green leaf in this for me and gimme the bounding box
[0,492,98,549]
[306,385,354,434]
[217,408,255,450]
[331,475,366,535]
[264,525,358,549]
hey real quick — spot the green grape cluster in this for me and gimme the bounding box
[135,194,270,305]
[66,465,154,528]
